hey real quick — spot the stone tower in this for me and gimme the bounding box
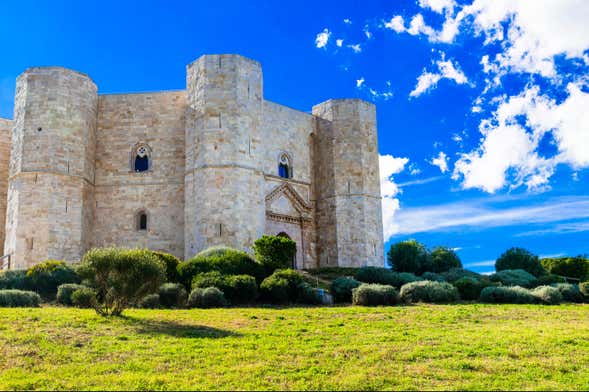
[4,67,97,269]
[312,99,384,267]
[184,54,266,258]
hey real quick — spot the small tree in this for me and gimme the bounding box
[430,247,462,273]
[496,247,546,277]
[78,248,166,316]
[253,235,297,274]
[540,256,589,281]
[26,260,80,299]
[387,239,432,274]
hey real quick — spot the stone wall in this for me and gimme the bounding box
[93,91,186,259]
[5,68,97,268]
[0,118,12,256]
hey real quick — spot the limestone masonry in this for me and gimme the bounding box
[0,54,384,269]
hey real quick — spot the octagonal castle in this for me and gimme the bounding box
[0,54,384,270]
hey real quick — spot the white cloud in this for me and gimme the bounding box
[397,175,444,187]
[516,220,589,237]
[464,259,495,268]
[410,54,469,97]
[407,14,436,37]
[431,151,449,173]
[418,0,456,14]
[343,18,352,24]
[336,39,343,47]
[379,154,409,241]
[384,15,406,33]
[356,77,365,88]
[453,83,589,193]
[347,44,362,53]
[390,195,589,236]
[315,28,331,49]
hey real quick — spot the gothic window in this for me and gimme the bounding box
[137,210,148,231]
[278,153,292,179]
[132,143,151,172]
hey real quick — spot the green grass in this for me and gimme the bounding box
[0,305,588,390]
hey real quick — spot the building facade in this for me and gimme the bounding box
[0,54,384,270]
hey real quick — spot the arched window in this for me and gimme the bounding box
[137,210,148,231]
[278,153,292,179]
[131,143,151,172]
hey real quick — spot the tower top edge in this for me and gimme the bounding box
[186,54,262,69]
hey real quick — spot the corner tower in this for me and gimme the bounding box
[184,54,265,258]
[5,67,97,268]
[312,99,384,267]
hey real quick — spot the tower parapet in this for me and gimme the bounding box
[184,54,266,258]
[5,67,97,268]
[312,99,384,267]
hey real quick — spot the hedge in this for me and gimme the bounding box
[151,251,182,283]
[354,267,420,288]
[158,283,188,308]
[192,272,258,304]
[452,277,489,301]
[551,283,584,303]
[0,290,41,307]
[489,269,537,288]
[57,283,87,306]
[441,268,482,283]
[531,286,563,305]
[259,269,306,304]
[187,287,227,308]
[399,281,459,304]
[26,260,80,299]
[479,286,536,304]
[330,277,361,303]
[352,284,399,306]
[71,288,97,308]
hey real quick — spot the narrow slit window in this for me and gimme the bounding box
[138,212,148,231]
[278,153,292,179]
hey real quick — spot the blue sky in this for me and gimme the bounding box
[0,0,588,272]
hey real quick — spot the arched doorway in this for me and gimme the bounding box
[277,232,297,269]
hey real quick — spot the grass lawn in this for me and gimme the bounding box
[0,305,588,390]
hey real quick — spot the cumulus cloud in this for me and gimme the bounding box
[418,0,456,14]
[315,28,331,49]
[410,54,469,97]
[379,154,409,241]
[336,39,343,47]
[347,44,362,53]
[384,15,405,33]
[431,151,450,173]
[453,83,589,193]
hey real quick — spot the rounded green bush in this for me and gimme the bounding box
[158,283,188,308]
[151,251,182,283]
[479,286,536,304]
[0,270,30,290]
[178,247,264,288]
[138,294,160,309]
[580,281,589,297]
[489,269,537,288]
[187,287,227,308]
[57,283,87,305]
[400,281,459,304]
[430,247,462,273]
[551,283,584,303]
[0,289,41,307]
[541,256,589,281]
[192,272,257,304]
[387,239,432,274]
[191,271,226,291]
[452,277,487,301]
[330,277,361,303]
[354,267,420,288]
[352,284,399,306]
[26,260,80,300]
[441,268,482,283]
[495,247,546,277]
[71,288,97,308]
[253,235,297,274]
[420,272,446,282]
[297,282,322,305]
[531,286,563,305]
[259,276,290,304]
[534,274,566,286]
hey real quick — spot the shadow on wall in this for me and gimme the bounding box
[120,315,240,339]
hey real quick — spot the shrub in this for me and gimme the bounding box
[224,274,258,304]
[138,294,160,309]
[26,260,80,299]
[541,256,589,281]
[191,271,226,291]
[580,282,589,297]
[387,239,432,274]
[253,235,297,274]
[430,247,462,273]
[71,288,97,308]
[551,283,584,303]
[297,282,322,305]
[352,284,399,306]
[489,269,537,288]
[187,287,227,308]
[441,268,482,283]
[479,286,536,304]
[531,286,563,305]
[330,277,361,303]
[400,281,459,304]
[420,272,446,282]
[0,270,30,290]
[495,247,546,277]
[354,267,420,288]
[452,277,489,301]
[178,247,264,288]
[77,248,166,316]
[56,283,87,306]
[0,290,41,307]
[534,274,566,286]
[259,269,304,304]
[158,283,188,308]
[151,251,181,283]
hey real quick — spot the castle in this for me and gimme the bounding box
[0,54,384,270]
